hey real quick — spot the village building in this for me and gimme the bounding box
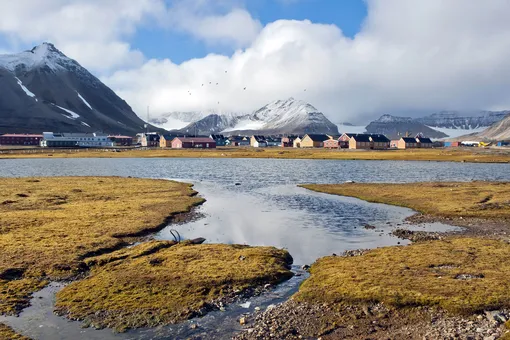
[370,134,391,150]
[300,134,330,148]
[226,136,250,146]
[159,134,182,148]
[338,133,356,148]
[349,134,372,149]
[293,136,303,148]
[0,134,43,146]
[444,141,461,147]
[324,139,339,149]
[497,141,510,147]
[415,137,433,148]
[251,135,267,148]
[40,132,113,148]
[266,137,282,147]
[108,135,133,146]
[140,133,160,147]
[281,135,299,148]
[390,140,399,148]
[397,137,419,149]
[171,137,216,149]
[210,134,228,146]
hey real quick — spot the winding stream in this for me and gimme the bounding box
[0,158,508,339]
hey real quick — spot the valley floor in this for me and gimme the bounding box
[1,146,510,163]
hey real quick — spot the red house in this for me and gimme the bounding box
[0,134,43,146]
[323,139,339,149]
[171,137,216,149]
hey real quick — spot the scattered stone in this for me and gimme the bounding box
[240,317,247,325]
[301,265,310,271]
[239,255,246,261]
[363,224,376,230]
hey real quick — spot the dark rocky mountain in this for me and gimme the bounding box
[174,98,339,136]
[0,43,158,135]
[365,114,448,139]
[415,111,509,129]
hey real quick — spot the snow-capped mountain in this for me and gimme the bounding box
[174,98,339,135]
[0,42,156,134]
[415,111,509,130]
[150,110,242,131]
[365,114,448,139]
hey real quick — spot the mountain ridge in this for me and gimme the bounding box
[0,42,158,135]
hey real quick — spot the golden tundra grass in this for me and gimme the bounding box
[1,147,510,163]
[55,241,293,332]
[301,181,510,220]
[0,177,204,315]
[0,323,29,340]
[295,238,510,314]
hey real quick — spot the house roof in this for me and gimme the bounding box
[341,133,357,138]
[174,137,215,143]
[370,134,390,143]
[305,134,330,142]
[161,134,182,140]
[401,137,417,143]
[1,134,43,138]
[210,134,226,140]
[417,137,433,143]
[351,134,372,142]
[252,135,266,142]
[108,135,133,139]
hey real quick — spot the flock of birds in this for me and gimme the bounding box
[185,70,307,105]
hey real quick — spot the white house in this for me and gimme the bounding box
[41,132,114,147]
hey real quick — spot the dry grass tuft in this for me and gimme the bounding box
[0,323,30,340]
[55,242,293,332]
[301,181,510,220]
[0,177,204,315]
[295,238,510,314]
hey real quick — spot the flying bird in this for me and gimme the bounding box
[244,87,246,90]
[209,82,212,84]
[216,83,219,85]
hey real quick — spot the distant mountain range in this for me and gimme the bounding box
[365,111,510,139]
[0,43,157,134]
[153,98,339,136]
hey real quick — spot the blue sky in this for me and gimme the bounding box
[131,0,367,63]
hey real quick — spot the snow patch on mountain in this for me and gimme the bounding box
[222,119,265,132]
[81,122,91,127]
[0,43,72,72]
[76,92,92,110]
[375,114,413,123]
[54,104,80,120]
[15,77,37,101]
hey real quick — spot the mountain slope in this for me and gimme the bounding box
[472,114,510,140]
[415,111,509,129]
[0,43,156,134]
[176,98,339,135]
[365,114,447,139]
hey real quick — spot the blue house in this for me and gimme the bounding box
[210,134,228,146]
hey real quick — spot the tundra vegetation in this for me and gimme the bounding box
[0,177,204,315]
[55,241,293,332]
[0,323,29,339]
[295,238,510,314]
[301,181,510,220]
[1,147,509,163]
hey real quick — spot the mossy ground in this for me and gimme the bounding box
[1,147,509,163]
[0,323,29,340]
[301,181,510,220]
[0,177,204,315]
[55,242,293,332]
[295,238,510,315]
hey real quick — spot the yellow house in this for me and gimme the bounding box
[293,137,302,148]
[300,134,330,148]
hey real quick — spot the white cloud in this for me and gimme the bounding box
[3,0,510,124]
[104,0,510,124]
[0,0,165,73]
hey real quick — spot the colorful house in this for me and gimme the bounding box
[338,133,355,148]
[349,134,372,149]
[108,135,133,146]
[159,134,180,148]
[300,134,330,148]
[324,139,339,149]
[171,137,216,149]
[397,137,419,149]
[293,136,303,148]
[415,137,433,148]
[210,134,228,147]
[250,135,267,148]
[0,134,43,146]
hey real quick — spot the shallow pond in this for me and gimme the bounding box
[0,158,508,339]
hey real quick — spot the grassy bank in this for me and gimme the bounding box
[55,241,293,332]
[301,181,510,220]
[0,323,29,340]
[295,238,510,314]
[0,177,204,315]
[1,147,509,163]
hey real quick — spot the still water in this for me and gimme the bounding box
[0,158,508,339]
